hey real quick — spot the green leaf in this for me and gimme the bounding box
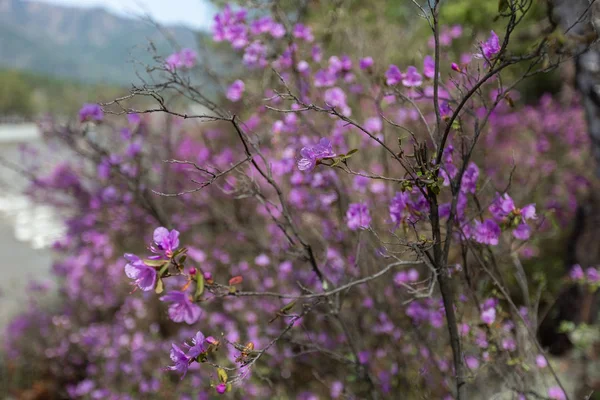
[217,368,228,383]
[155,278,164,294]
[195,274,205,300]
[346,149,358,156]
[498,0,509,12]
[280,300,297,314]
[144,259,167,267]
[172,247,186,257]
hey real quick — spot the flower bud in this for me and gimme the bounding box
[451,62,460,72]
[189,267,197,275]
[216,383,227,394]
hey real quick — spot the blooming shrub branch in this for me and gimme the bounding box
[4,1,600,399]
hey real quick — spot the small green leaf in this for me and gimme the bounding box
[346,149,358,156]
[498,0,509,12]
[144,259,167,267]
[217,368,228,383]
[195,274,205,300]
[155,278,164,294]
[280,300,297,314]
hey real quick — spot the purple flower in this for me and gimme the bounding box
[502,337,516,351]
[390,192,410,225]
[331,381,344,398]
[227,80,245,102]
[79,103,104,122]
[160,291,202,324]
[481,307,496,325]
[587,267,600,282]
[297,138,336,171]
[165,52,181,71]
[512,223,531,240]
[293,23,314,42]
[440,102,452,118]
[270,23,286,38]
[314,69,337,87]
[243,41,267,68]
[364,117,382,133]
[347,202,371,231]
[168,343,191,379]
[212,5,248,49]
[180,48,197,68]
[323,87,351,116]
[521,204,537,220]
[186,331,206,358]
[476,30,501,61]
[386,64,403,86]
[489,193,515,220]
[548,386,566,400]
[124,253,157,291]
[461,162,479,194]
[465,356,479,370]
[423,56,435,79]
[473,219,501,246]
[570,264,584,280]
[536,354,548,368]
[402,66,423,87]
[359,57,374,70]
[150,227,180,258]
[164,48,197,71]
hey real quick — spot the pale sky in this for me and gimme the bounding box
[32,0,216,30]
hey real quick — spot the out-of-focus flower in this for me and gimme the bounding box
[160,291,202,324]
[386,64,403,86]
[227,80,245,102]
[79,103,104,122]
[473,219,501,246]
[347,202,371,230]
[402,66,423,87]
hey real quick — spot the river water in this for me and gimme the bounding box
[0,124,63,329]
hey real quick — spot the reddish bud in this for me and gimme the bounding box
[189,267,197,275]
[205,336,219,345]
[228,276,243,286]
[451,62,460,72]
[204,271,213,281]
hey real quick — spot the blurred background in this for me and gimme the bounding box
[0,0,219,329]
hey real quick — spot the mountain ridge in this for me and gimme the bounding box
[0,0,206,85]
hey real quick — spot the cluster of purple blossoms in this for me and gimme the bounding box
[168,331,213,378]
[226,79,245,102]
[297,138,336,171]
[250,16,285,38]
[385,64,424,88]
[165,48,197,71]
[569,264,600,284]
[78,103,104,122]
[346,202,371,230]
[472,193,537,246]
[212,5,248,49]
